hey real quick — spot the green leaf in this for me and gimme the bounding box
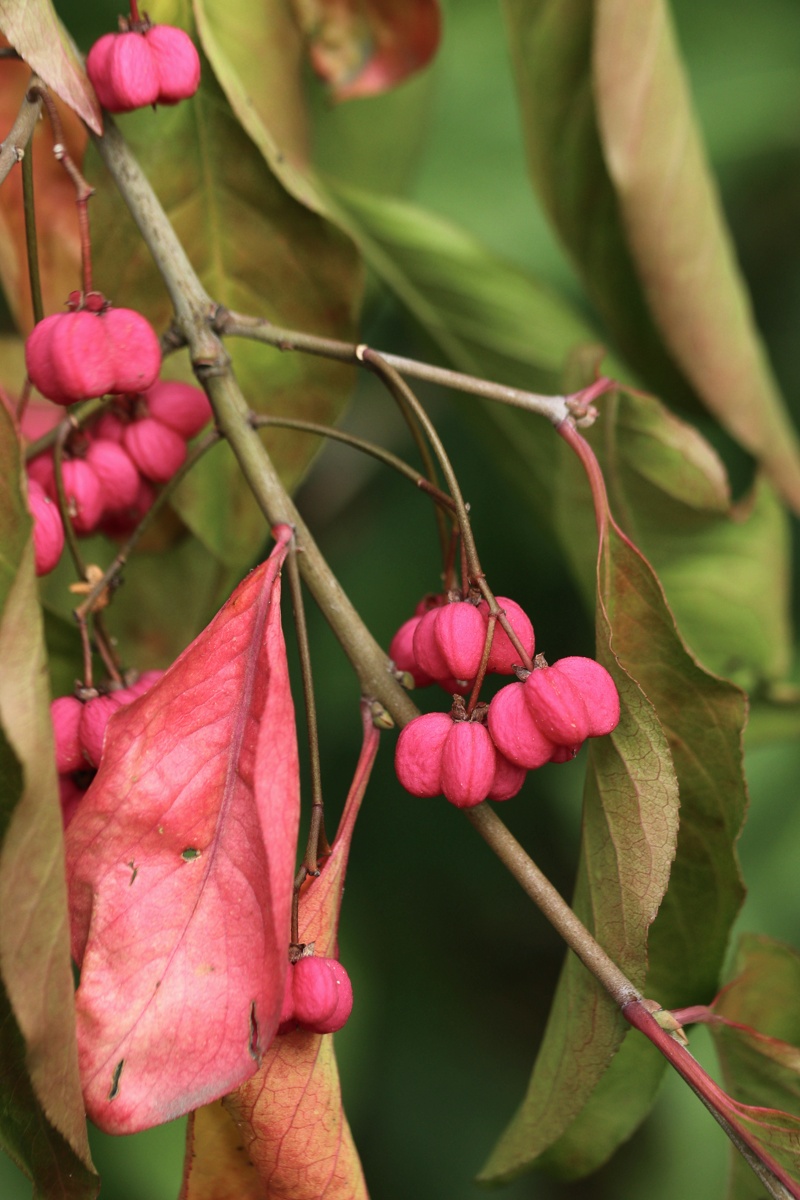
[710,935,800,1199]
[87,0,361,569]
[502,0,800,512]
[0,403,98,1196]
[0,0,101,132]
[480,490,682,1183]
[328,179,619,391]
[481,431,748,1182]
[601,390,792,691]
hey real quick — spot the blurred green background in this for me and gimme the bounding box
[4,0,800,1196]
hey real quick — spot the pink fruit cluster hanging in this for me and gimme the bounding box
[392,591,620,809]
[24,379,213,573]
[51,670,164,828]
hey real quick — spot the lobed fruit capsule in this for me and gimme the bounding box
[142,380,213,438]
[26,306,161,405]
[477,597,535,674]
[87,25,201,113]
[28,480,65,575]
[291,956,353,1034]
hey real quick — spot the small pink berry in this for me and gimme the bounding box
[292,956,339,1028]
[549,743,582,764]
[487,682,556,769]
[79,692,128,768]
[412,607,451,682]
[477,597,535,674]
[394,711,452,797]
[92,411,127,443]
[49,310,116,402]
[97,476,156,538]
[25,314,70,404]
[145,26,202,105]
[523,665,591,746]
[123,417,187,483]
[143,380,212,438]
[103,307,161,394]
[388,615,434,688]
[306,960,353,1034]
[85,438,141,512]
[439,719,496,808]
[48,459,105,535]
[487,751,527,801]
[551,657,620,738]
[432,601,486,682]
[28,482,65,575]
[87,31,160,112]
[51,695,84,773]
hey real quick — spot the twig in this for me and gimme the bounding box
[0,76,42,189]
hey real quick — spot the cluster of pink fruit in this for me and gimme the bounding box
[278,954,353,1036]
[51,671,164,828]
[23,293,212,576]
[391,594,620,808]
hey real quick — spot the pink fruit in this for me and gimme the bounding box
[388,615,434,688]
[432,601,486,682]
[549,743,582,764]
[92,411,127,443]
[477,597,535,674]
[28,481,65,575]
[439,719,496,808]
[307,960,353,1034]
[24,307,161,405]
[26,454,55,492]
[48,459,104,535]
[123,417,187,483]
[292,956,339,1028]
[143,380,212,438]
[51,695,84,773]
[85,438,141,512]
[143,26,202,104]
[487,751,527,801]
[394,711,452,797]
[86,25,200,113]
[487,682,556,769]
[79,691,128,768]
[523,665,591,746]
[87,31,159,111]
[551,657,620,738]
[102,307,162,394]
[412,607,450,682]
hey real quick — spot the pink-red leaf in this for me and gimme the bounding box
[186,704,380,1200]
[65,526,299,1134]
[291,0,441,101]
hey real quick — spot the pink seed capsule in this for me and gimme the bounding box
[25,314,70,405]
[551,657,620,738]
[388,615,434,688]
[306,960,353,1034]
[48,459,105,535]
[145,25,202,105]
[143,380,212,438]
[439,720,496,808]
[79,692,127,768]
[292,956,339,1028]
[103,307,161,395]
[487,750,527,801]
[28,482,65,575]
[85,438,141,512]
[432,601,486,682]
[477,597,535,674]
[523,665,592,746]
[49,310,117,402]
[51,695,84,773]
[412,607,451,683]
[394,711,452,797]
[123,417,187,483]
[87,31,160,112]
[486,681,556,770]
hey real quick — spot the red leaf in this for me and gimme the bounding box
[65,526,299,1134]
[184,705,380,1200]
[292,0,441,101]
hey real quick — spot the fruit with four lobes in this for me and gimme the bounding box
[287,956,354,1034]
[87,24,201,113]
[476,597,535,673]
[143,380,213,438]
[25,305,161,405]
[395,710,527,808]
